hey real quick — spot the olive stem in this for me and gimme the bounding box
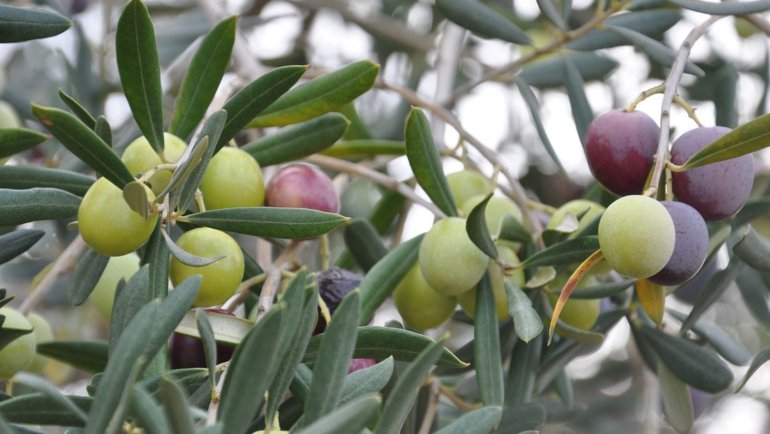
[255,240,307,320]
[319,234,330,270]
[416,380,441,434]
[645,15,722,197]
[19,235,87,315]
[222,273,267,313]
[305,154,446,218]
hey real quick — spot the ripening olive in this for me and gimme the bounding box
[265,163,339,213]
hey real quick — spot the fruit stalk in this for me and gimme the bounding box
[646,15,721,197]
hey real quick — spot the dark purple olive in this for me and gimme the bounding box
[169,308,235,369]
[315,268,363,335]
[649,201,709,286]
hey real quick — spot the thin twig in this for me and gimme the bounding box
[645,16,722,197]
[19,236,87,315]
[444,0,629,105]
[305,154,446,218]
[256,240,307,319]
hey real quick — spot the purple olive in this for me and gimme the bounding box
[169,308,235,370]
[649,201,709,286]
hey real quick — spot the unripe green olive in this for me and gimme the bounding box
[393,263,457,330]
[121,132,188,196]
[78,178,159,257]
[446,170,493,207]
[89,253,141,322]
[25,312,53,373]
[549,275,601,331]
[598,195,675,279]
[459,194,523,237]
[169,228,245,307]
[418,217,489,296]
[199,147,265,210]
[0,307,35,380]
[0,101,21,165]
[458,245,524,321]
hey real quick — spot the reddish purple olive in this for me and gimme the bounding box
[266,163,339,213]
[585,110,659,196]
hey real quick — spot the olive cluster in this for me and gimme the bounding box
[585,110,753,284]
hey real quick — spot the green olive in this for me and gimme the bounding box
[393,263,457,330]
[199,147,265,210]
[547,199,604,235]
[418,217,489,296]
[598,195,675,279]
[121,132,188,196]
[549,275,601,331]
[89,253,141,322]
[25,312,53,373]
[0,307,35,380]
[78,178,159,257]
[460,194,523,237]
[446,170,493,207]
[458,245,524,321]
[169,228,245,307]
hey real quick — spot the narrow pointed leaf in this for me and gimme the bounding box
[670,0,770,15]
[498,215,532,245]
[174,310,253,346]
[184,207,349,239]
[340,357,394,403]
[0,229,44,266]
[521,236,599,268]
[294,393,381,434]
[160,376,196,434]
[36,340,108,373]
[658,360,694,433]
[31,105,134,188]
[436,0,531,44]
[248,61,379,128]
[109,266,151,353]
[129,386,171,434]
[680,112,770,169]
[116,0,163,152]
[606,25,704,77]
[466,194,498,259]
[123,180,150,218]
[217,65,307,150]
[515,80,564,171]
[474,273,504,406]
[68,248,109,306]
[374,338,447,434]
[95,116,113,147]
[218,305,284,434]
[359,235,423,325]
[142,221,170,300]
[506,283,543,343]
[563,55,593,147]
[175,110,227,213]
[519,51,617,88]
[85,301,160,434]
[736,269,770,326]
[169,17,236,141]
[434,406,502,434]
[195,309,218,393]
[0,188,80,226]
[59,89,95,129]
[265,279,318,425]
[553,278,634,299]
[14,373,87,423]
[161,228,225,267]
[0,393,92,427]
[506,334,542,406]
[303,326,467,368]
[737,343,770,391]
[0,166,94,196]
[681,255,745,333]
[0,128,48,159]
[667,309,751,366]
[493,403,547,433]
[242,113,349,166]
[537,0,567,30]
[405,108,457,216]
[158,136,210,202]
[637,325,733,393]
[344,218,388,272]
[303,291,360,426]
[0,4,71,42]
[321,140,405,158]
[567,10,681,51]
